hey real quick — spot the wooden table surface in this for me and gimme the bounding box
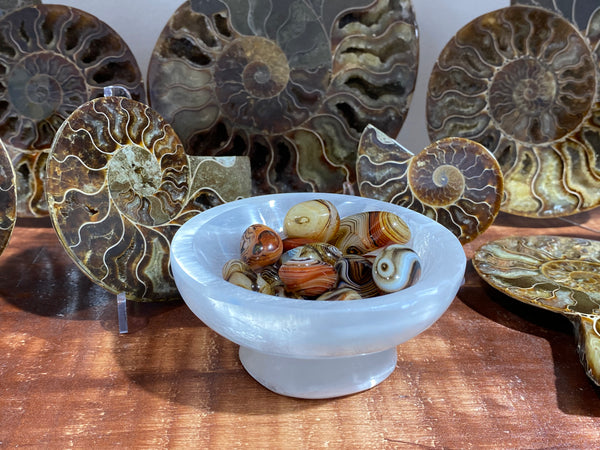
[2,210,600,448]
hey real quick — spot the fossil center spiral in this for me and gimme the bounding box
[8,52,85,121]
[489,58,559,144]
[541,260,600,293]
[488,54,594,145]
[107,144,163,224]
[108,144,161,196]
[213,32,329,134]
[241,39,290,101]
[241,37,289,98]
[218,36,290,101]
[431,164,465,204]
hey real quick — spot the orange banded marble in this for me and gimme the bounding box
[283,199,340,243]
[333,210,411,255]
[240,224,284,270]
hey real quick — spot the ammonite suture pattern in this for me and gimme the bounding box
[147,0,419,195]
[0,140,16,256]
[426,6,600,218]
[0,4,146,216]
[512,0,600,45]
[357,125,503,244]
[473,235,600,385]
[45,96,251,302]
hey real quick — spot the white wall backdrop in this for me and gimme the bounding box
[397,0,509,151]
[59,0,510,152]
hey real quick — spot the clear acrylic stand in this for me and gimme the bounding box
[105,85,132,335]
[117,292,128,334]
[103,85,132,99]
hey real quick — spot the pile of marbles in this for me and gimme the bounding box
[222,199,422,301]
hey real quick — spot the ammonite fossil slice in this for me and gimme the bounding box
[0,4,146,216]
[45,96,251,302]
[473,235,600,386]
[10,150,46,216]
[0,140,16,256]
[147,0,419,195]
[357,125,503,244]
[426,6,600,218]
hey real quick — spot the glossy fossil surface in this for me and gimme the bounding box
[0,4,146,216]
[9,150,47,216]
[473,235,600,385]
[147,0,419,195]
[426,5,600,218]
[357,125,503,244]
[0,141,16,256]
[45,96,251,302]
[512,0,600,44]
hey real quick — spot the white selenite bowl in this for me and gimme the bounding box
[171,193,466,399]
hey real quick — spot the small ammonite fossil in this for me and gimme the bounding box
[473,235,600,386]
[0,4,146,216]
[426,5,600,218]
[0,140,16,256]
[147,0,419,195]
[357,125,503,244]
[45,96,251,302]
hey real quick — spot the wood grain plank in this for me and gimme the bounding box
[1,212,600,448]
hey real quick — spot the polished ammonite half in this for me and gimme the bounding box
[473,235,600,386]
[0,140,16,256]
[427,5,600,218]
[147,0,419,195]
[45,96,251,302]
[357,125,503,244]
[0,4,146,216]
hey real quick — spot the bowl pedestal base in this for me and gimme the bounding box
[239,346,397,399]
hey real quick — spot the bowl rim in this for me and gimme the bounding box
[171,192,466,313]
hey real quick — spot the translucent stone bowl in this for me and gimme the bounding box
[170,193,466,399]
